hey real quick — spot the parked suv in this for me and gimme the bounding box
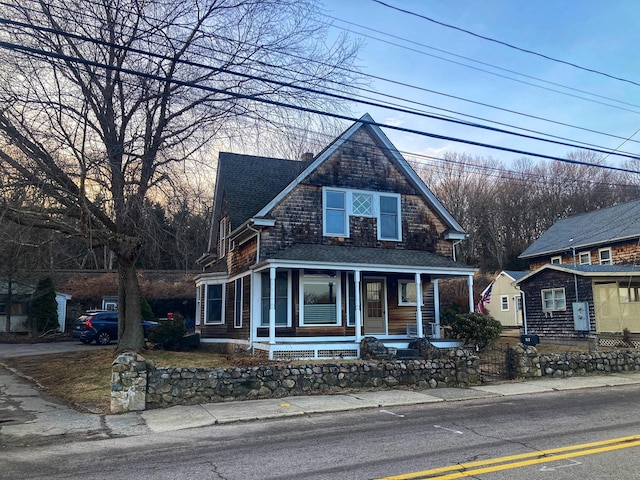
[72,311,158,345]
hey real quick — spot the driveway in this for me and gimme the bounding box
[0,341,112,359]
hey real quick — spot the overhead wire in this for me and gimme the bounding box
[2,16,640,165]
[371,0,640,88]
[6,0,640,151]
[324,15,640,110]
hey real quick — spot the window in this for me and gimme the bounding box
[599,248,612,265]
[542,288,566,311]
[300,273,340,326]
[346,274,356,327]
[515,296,522,311]
[550,256,562,264]
[261,271,289,326]
[398,280,422,306]
[324,190,347,236]
[579,251,591,265]
[379,195,401,240]
[500,295,509,311]
[234,278,243,328]
[206,284,224,324]
[619,283,640,303]
[219,218,227,258]
[352,192,373,216]
[322,188,403,241]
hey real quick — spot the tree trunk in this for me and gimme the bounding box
[115,239,144,352]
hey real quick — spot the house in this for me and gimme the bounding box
[479,271,526,328]
[195,114,476,360]
[516,200,640,346]
[0,280,72,333]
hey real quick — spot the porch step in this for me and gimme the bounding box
[395,348,420,360]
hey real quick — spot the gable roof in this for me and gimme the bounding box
[519,199,640,259]
[254,114,465,236]
[207,153,310,252]
[514,263,640,285]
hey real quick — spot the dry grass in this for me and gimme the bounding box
[2,348,252,414]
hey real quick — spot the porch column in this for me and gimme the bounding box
[269,267,276,350]
[433,279,440,339]
[467,274,474,313]
[355,270,363,341]
[415,272,423,338]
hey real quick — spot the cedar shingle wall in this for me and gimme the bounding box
[259,128,452,258]
[519,270,595,340]
[528,239,640,270]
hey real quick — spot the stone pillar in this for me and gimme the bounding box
[508,344,542,379]
[111,352,150,414]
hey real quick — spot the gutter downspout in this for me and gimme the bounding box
[452,238,463,262]
[246,224,262,353]
[521,290,528,335]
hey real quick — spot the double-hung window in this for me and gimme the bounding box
[234,278,243,328]
[542,288,566,311]
[300,273,340,326]
[260,271,290,327]
[579,252,591,265]
[599,248,612,265]
[500,295,509,311]
[398,280,421,306]
[206,284,224,324]
[379,194,401,240]
[324,190,347,236]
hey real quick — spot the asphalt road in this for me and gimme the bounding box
[3,383,640,479]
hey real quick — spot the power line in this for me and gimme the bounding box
[2,17,640,164]
[325,17,640,115]
[7,0,640,151]
[325,15,640,110]
[371,0,640,88]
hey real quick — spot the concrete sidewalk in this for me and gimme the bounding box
[3,359,640,443]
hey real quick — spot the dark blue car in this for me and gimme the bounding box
[72,311,158,345]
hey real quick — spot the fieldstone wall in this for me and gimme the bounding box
[111,352,152,414]
[509,344,640,379]
[144,348,479,409]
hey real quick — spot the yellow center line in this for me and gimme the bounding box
[378,434,640,480]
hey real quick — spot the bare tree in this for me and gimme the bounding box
[0,0,360,351]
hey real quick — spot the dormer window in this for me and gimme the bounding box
[323,188,402,241]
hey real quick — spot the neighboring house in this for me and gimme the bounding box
[0,280,72,333]
[516,200,640,345]
[480,271,526,328]
[195,114,476,360]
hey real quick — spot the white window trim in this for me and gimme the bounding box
[398,280,423,306]
[204,282,225,325]
[500,295,509,311]
[260,270,292,328]
[599,248,612,265]
[377,193,402,241]
[323,189,349,237]
[550,256,562,264]
[219,218,227,258]
[541,287,566,312]
[299,273,342,327]
[322,187,402,241]
[234,278,243,328]
[578,251,591,265]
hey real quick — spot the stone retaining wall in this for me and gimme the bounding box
[109,348,479,412]
[510,344,640,379]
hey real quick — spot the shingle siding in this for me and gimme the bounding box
[520,269,595,340]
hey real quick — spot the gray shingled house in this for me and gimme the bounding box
[515,200,640,346]
[195,114,476,360]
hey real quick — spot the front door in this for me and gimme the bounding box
[363,278,387,335]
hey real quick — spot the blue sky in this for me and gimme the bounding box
[320,0,640,169]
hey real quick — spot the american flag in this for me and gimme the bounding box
[475,281,493,313]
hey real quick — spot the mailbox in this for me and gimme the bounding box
[520,334,540,346]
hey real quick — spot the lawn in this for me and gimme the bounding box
[1,347,246,414]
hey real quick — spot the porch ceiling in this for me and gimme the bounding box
[259,244,474,274]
